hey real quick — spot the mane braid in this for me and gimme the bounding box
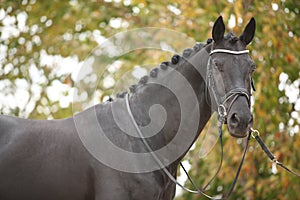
[115,40,210,98]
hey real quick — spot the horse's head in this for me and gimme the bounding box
[208,16,256,138]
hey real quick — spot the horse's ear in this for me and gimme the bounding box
[212,16,225,43]
[239,17,256,45]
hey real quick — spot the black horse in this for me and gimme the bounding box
[0,16,256,200]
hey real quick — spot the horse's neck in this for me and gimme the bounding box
[127,45,212,164]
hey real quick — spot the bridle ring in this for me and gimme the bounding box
[218,104,227,118]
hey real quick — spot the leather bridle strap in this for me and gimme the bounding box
[180,116,251,200]
[224,133,251,198]
[251,128,300,177]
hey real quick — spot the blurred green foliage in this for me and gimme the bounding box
[0,0,299,199]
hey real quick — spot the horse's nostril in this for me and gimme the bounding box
[230,113,240,126]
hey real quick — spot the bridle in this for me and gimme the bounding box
[125,48,300,200]
[186,48,253,199]
[207,49,252,119]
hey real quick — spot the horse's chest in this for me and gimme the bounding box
[95,170,176,200]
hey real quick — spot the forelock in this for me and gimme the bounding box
[225,32,239,43]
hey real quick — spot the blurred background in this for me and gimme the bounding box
[0,0,299,199]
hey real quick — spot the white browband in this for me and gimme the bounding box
[210,49,249,55]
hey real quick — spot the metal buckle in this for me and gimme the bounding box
[250,128,260,138]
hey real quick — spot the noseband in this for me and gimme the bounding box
[207,49,251,119]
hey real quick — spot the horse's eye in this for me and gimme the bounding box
[213,60,224,71]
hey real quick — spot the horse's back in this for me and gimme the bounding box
[0,104,175,200]
[0,115,95,200]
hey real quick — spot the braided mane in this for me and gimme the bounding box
[114,39,213,99]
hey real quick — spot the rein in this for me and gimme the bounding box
[125,93,231,199]
[125,48,300,199]
[125,92,248,200]
[250,128,300,177]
